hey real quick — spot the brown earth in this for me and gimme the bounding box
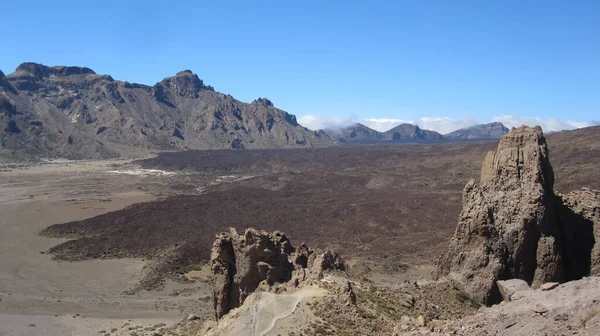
[40,126,600,284]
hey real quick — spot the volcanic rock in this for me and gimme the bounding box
[496,279,531,302]
[436,126,565,304]
[210,228,344,320]
[436,125,600,305]
[557,188,600,277]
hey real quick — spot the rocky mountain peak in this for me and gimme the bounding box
[436,125,599,305]
[480,125,554,190]
[385,123,443,141]
[252,97,274,107]
[157,70,214,98]
[0,69,16,94]
[15,62,96,79]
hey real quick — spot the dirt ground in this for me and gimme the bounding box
[0,160,212,336]
[1,126,598,335]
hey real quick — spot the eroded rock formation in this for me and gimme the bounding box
[210,228,344,319]
[436,126,599,305]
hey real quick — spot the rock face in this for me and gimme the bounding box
[0,62,330,159]
[557,188,600,278]
[436,126,599,305]
[210,228,344,320]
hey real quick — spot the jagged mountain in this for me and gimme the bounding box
[0,63,330,159]
[383,123,444,142]
[444,122,508,140]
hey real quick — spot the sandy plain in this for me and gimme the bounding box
[0,159,211,336]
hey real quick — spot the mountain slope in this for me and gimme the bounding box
[383,123,444,141]
[336,123,385,142]
[444,122,508,140]
[0,63,330,159]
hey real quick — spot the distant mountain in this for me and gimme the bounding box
[444,122,509,140]
[0,63,330,159]
[334,122,510,143]
[336,123,385,142]
[383,123,444,142]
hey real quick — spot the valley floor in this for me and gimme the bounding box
[1,130,598,335]
[0,160,212,336]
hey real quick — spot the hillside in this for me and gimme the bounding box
[384,123,444,141]
[335,122,510,143]
[336,123,385,142]
[0,63,330,159]
[444,122,508,140]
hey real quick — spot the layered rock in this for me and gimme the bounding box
[436,126,566,304]
[210,228,344,319]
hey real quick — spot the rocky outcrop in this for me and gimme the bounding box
[425,276,600,336]
[436,126,599,305]
[210,228,344,320]
[557,188,600,278]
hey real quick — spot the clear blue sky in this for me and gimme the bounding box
[2,0,599,132]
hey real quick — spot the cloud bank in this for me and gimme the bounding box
[298,114,594,134]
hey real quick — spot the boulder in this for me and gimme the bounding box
[496,279,531,302]
[540,282,559,291]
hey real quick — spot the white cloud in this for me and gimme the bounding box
[298,114,591,134]
[416,117,477,134]
[362,118,412,132]
[298,115,476,134]
[297,115,358,132]
[491,115,592,132]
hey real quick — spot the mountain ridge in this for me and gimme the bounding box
[1,62,329,159]
[334,122,510,143]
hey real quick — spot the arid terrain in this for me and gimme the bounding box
[0,126,599,335]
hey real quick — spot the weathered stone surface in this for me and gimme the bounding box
[497,279,531,302]
[436,126,600,306]
[540,282,559,291]
[436,126,565,304]
[210,228,344,320]
[534,304,549,315]
[557,188,600,277]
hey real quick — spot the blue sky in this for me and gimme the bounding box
[2,0,599,132]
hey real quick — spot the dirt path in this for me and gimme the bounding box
[205,286,326,336]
